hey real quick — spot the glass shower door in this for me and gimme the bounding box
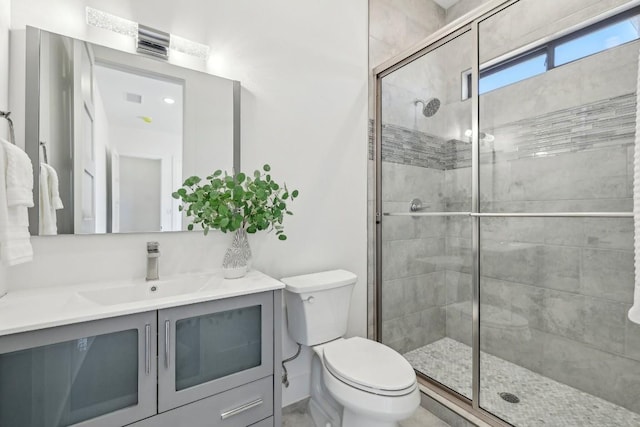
[376,0,640,425]
[477,0,640,425]
[378,29,473,399]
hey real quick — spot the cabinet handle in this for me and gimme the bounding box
[220,398,263,420]
[164,320,170,369]
[145,324,151,375]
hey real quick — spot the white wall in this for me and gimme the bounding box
[0,0,9,132]
[0,0,10,292]
[5,0,368,406]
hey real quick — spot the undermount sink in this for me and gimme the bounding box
[78,275,214,306]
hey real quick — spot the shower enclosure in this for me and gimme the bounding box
[374,0,640,425]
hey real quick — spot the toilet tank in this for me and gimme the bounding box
[281,270,357,346]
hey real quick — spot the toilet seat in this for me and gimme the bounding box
[323,337,417,396]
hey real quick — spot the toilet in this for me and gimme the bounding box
[281,270,420,427]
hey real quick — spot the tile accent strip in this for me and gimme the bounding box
[372,93,636,170]
[488,93,636,162]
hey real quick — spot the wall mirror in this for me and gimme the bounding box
[25,26,240,236]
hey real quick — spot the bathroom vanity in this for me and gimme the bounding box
[0,270,283,427]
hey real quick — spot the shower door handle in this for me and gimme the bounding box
[410,198,429,212]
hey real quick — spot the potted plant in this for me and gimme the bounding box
[172,164,299,278]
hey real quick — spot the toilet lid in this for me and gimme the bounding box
[323,337,416,394]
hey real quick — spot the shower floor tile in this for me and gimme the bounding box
[404,338,640,427]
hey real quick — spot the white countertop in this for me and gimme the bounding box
[0,269,284,337]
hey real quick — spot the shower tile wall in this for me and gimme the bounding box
[379,26,473,353]
[381,160,447,353]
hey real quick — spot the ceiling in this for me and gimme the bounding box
[432,0,461,9]
[94,64,184,135]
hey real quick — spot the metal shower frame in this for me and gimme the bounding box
[372,0,637,425]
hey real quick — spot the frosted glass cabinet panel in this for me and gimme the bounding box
[175,305,262,391]
[159,292,274,412]
[0,312,157,427]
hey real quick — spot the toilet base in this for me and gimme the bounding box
[342,408,401,427]
[309,397,340,427]
[309,350,342,427]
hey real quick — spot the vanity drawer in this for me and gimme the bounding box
[128,376,273,427]
[249,416,273,426]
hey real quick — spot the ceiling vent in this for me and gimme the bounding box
[137,24,170,59]
[125,93,142,104]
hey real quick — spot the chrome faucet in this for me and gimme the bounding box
[146,242,160,281]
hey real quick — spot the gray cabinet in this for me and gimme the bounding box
[249,416,274,426]
[158,292,274,412]
[0,312,157,427]
[0,290,282,427]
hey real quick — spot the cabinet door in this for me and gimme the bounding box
[0,312,157,427]
[158,292,274,412]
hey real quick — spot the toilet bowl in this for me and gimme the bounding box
[282,270,420,427]
[318,337,420,427]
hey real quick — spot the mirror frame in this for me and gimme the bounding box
[24,26,241,236]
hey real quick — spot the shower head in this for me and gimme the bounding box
[414,98,441,117]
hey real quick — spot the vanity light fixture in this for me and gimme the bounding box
[163,97,176,105]
[137,24,170,59]
[86,7,211,60]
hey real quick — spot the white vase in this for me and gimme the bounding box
[222,228,252,279]
[236,228,253,269]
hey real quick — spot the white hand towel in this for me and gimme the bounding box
[42,163,63,209]
[39,163,61,236]
[630,49,640,325]
[0,138,33,266]
[1,139,34,208]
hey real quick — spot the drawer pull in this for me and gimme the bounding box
[220,398,264,420]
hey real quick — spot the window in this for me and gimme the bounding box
[479,52,547,94]
[462,5,640,99]
[555,18,640,66]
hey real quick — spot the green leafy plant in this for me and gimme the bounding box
[172,164,299,240]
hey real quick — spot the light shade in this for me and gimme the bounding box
[86,7,138,38]
[86,7,210,60]
[170,35,210,60]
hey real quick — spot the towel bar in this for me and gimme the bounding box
[0,110,16,145]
